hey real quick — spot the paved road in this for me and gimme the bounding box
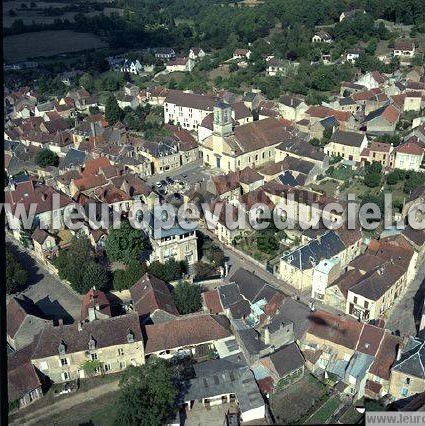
[7,236,82,324]
[386,258,425,337]
[9,380,120,425]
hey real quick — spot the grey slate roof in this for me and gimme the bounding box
[269,342,305,378]
[330,130,366,147]
[61,149,86,169]
[179,355,264,414]
[268,298,311,340]
[392,337,425,379]
[281,231,346,270]
[218,283,243,309]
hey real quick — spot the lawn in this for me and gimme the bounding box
[270,374,329,425]
[309,178,340,197]
[305,395,340,424]
[338,406,363,424]
[4,30,107,62]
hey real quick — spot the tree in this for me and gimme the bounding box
[105,221,151,263]
[202,240,224,266]
[6,247,29,294]
[113,259,147,291]
[105,96,123,124]
[147,259,187,282]
[114,357,176,426]
[80,360,103,377]
[79,73,94,91]
[173,281,202,314]
[35,149,59,167]
[364,161,382,188]
[53,236,109,293]
[80,261,109,294]
[256,228,279,254]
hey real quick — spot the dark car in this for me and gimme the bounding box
[174,192,182,199]
[160,179,168,187]
[166,176,174,184]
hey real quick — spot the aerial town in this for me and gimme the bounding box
[4,0,425,425]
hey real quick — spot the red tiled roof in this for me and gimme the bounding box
[202,290,223,314]
[307,310,363,350]
[396,140,424,156]
[144,314,231,354]
[81,288,111,322]
[369,333,402,380]
[356,324,385,356]
[130,273,179,319]
[306,106,351,122]
[82,157,112,177]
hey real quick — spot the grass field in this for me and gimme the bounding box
[3,1,123,28]
[271,374,328,425]
[4,30,108,62]
[305,395,340,424]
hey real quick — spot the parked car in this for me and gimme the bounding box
[166,176,174,184]
[160,179,168,187]
[155,181,162,188]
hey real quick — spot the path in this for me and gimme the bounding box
[10,380,120,425]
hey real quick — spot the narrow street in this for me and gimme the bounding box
[386,258,425,337]
[6,235,82,323]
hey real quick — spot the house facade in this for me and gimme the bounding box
[30,314,144,383]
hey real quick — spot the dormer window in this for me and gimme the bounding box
[127,330,135,343]
[88,336,96,351]
[58,341,66,355]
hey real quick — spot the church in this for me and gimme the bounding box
[199,101,292,172]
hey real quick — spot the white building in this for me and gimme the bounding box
[311,257,341,300]
[166,57,195,73]
[163,90,216,130]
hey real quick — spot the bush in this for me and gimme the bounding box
[35,148,59,167]
[173,281,202,314]
[147,259,187,282]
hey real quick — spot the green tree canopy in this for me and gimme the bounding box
[173,281,202,314]
[113,259,147,291]
[147,259,187,282]
[6,247,29,294]
[114,357,176,426]
[105,95,124,124]
[53,235,109,293]
[35,148,59,167]
[105,221,151,263]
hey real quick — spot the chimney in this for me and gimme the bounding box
[264,326,270,345]
[41,193,48,201]
[57,318,64,326]
[396,344,402,361]
[78,322,83,331]
[88,306,96,322]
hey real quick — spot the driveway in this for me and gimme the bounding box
[7,237,82,324]
[386,258,425,337]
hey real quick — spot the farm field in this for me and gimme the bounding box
[3,0,123,27]
[4,30,108,62]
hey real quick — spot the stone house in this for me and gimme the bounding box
[31,314,144,383]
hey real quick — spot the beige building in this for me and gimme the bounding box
[393,139,425,171]
[199,102,290,172]
[31,314,144,383]
[324,130,368,163]
[390,337,425,400]
[148,220,198,265]
[345,236,417,322]
[278,231,348,291]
